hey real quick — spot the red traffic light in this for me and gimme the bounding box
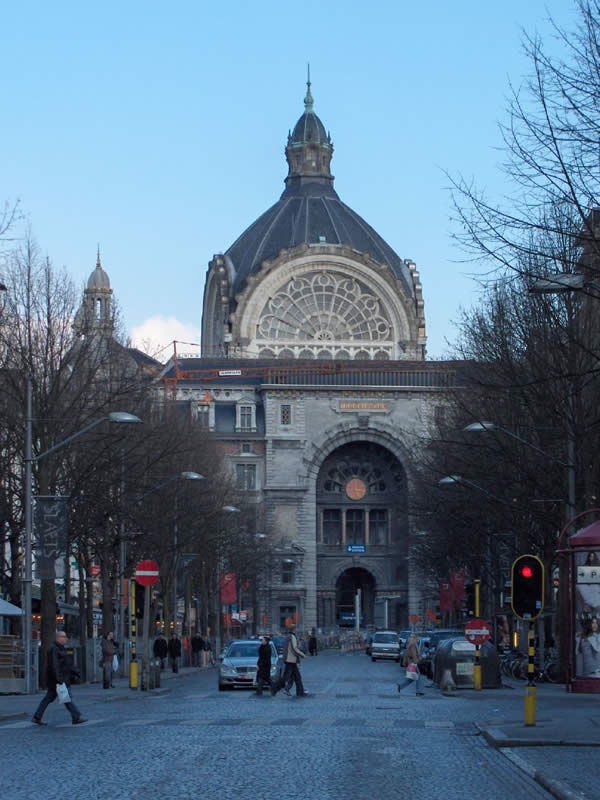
[521,566,533,578]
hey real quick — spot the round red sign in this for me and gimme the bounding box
[135,559,159,587]
[464,618,491,645]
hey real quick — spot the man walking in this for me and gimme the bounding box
[168,632,181,673]
[191,632,204,667]
[32,630,87,725]
[272,624,309,697]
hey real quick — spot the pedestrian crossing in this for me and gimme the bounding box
[2,716,462,730]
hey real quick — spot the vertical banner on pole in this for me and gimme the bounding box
[34,496,68,579]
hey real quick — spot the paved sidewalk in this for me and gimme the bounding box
[0,664,209,721]
[476,681,600,800]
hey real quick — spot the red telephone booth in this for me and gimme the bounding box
[568,521,600,693]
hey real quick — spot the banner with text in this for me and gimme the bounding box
[35,495,68,580]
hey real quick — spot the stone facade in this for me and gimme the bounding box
[171,80,455,632]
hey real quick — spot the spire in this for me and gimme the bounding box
[96,244,102,270]
[285,69,334,186]
[304,63,314,112]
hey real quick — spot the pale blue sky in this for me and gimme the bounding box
[2,0,574,360]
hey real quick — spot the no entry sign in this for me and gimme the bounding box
[464,619,491,645]
[135,559,159,586]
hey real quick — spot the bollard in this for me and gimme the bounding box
[154,658,161,689]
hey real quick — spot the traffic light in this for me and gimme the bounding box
[135,583,145,619]
[511,554,544,620]
[464,583,475,615]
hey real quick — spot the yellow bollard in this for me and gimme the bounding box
[524,684,536,726]
[473,662,482,691]
[524,625,536,726]
[129,659,138,690]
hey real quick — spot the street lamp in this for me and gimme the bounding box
[172,472,205,637]
[217,505,240,655]
[464,418,576,677]
[125,470,204,689]
[23,375,142,693]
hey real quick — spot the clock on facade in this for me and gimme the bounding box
[346,478,367,500]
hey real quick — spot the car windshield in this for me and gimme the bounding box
[226,643,260,659]
[374,634,398,644]
[428,631,463,647]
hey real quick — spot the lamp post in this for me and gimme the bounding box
[218,506,240,656]
[464,419,576,678]
[23,375,141,693]
[133,471,204,685]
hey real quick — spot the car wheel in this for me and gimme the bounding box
[371,657,376,662]
[218,682,226,691]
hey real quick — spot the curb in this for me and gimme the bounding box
[502,749,588,800]
[478,724,600,748]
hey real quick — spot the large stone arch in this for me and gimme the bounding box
[308,422,413,629]
[303,418,416,489]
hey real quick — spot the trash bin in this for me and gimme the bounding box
[433,637,501,688]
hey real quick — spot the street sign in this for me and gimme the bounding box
[90,564,101,577]
[464,618,491,645]
[347,544,366,554]
[135,559,159,586]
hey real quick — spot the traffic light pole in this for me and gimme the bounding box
[525,624,536,726]
[473,580,482,691]
[129,579,138,689]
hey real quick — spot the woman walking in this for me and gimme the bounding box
[397,633,425,696]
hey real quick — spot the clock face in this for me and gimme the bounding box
[346,478,367,501]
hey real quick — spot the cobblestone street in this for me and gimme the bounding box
[3,650,590,800]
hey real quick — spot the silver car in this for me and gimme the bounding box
[370,631,401,662]
[218,639,282,691]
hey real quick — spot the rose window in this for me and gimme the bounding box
[257,272,393,348]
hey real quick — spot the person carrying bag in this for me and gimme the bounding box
[397,633,425,696]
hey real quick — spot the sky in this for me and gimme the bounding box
[1,0,577,361]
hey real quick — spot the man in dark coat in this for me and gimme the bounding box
[153,633,168,669]
[255,636,273,696]
[168,632,181,673]
[32,630,87,725]
[191,632,204,667]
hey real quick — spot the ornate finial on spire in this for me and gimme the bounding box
[304,63,314,112]
[96,244,102,269]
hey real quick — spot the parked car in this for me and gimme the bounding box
[270,635,287,656]
[218,639,283,691]
[370,630,401,662]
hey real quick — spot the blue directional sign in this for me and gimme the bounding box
[347,544,366,554]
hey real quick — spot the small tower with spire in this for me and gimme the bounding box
[285,68,334,185]
[73,248,114,337]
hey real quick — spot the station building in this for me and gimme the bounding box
[155,80,461,632]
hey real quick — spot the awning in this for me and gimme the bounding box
[0,598,24,616]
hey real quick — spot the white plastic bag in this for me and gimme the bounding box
[112,654,119,672]
[56,682,71,704]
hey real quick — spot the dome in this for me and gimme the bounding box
[87,251,111,291]
[227,179,413,296]
[225,80,413,297]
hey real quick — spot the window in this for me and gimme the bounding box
[196,405,209,428]
[369,509,388,545]
[346,510,365,545]
[322,509,342,545]
[235,463,256,490]
[280,404,292,426]
[241,442,252,454]
[235,402,257,432]
[240,406,253,429]
[281,559,295,584]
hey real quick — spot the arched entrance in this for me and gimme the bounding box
[315,439,409,629]
[336,568,376,627]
